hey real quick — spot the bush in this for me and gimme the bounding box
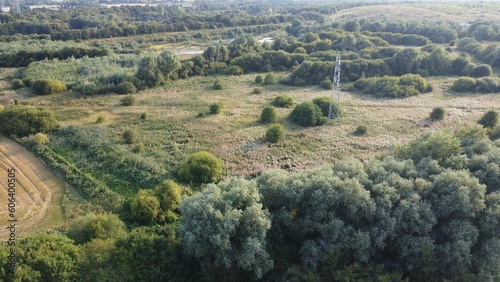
[123,129,137,144]
[430,107,446,121]
[290,102,327,127]
[0,106,57,137]
[121,94,136,106]
[209,102,223,115]
[226,65,243,76]
[353,74,428,98]
[312,96,343,118]
[255,75,264,84]
[271,94,295,108]
[178,151,224,184]
[478,110,498,128]
[130,189,161,224]
[31,79,67,95]
[321,77,332,90]
[263,73,276,85]
[354,125,368,136]
[132,143,145,153]
[96,116,106,124]
[140,112,148,120]
[468,64,492,78]
[265,124,285,143]
[32,132,50,145]
[213,79,223,90]
[115,81,137,94]
[11,79,24,89]
[252,87,263,94]
[260,106,277,124]
[0,104,4,112]
[67,213,127,244]
[450,77,476,92]
[489,126,500,140]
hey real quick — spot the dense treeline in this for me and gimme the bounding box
[2,126,500,281]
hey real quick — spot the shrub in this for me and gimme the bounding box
[265,124,285,143]
[132,143,145,153]
[115,81,137,94]
[31,79,67,95]
[178,151,224,184]
[255,75,264,84]
[312,96,343,118]
[353,74,428,98]
[260,106,277,124]
[213,79,223,90]
[354,125,368,136]
[252,87,263,94]
[321,77,332,90]
[450,77,476,92]
[11,79,24,89]
[271,94,295,108]
[140,112,148,120]
[0,106,57,137]
[478,110,498,128]
[130,189,161,224]
[290,102,327,127]
[32,132,50,145]
[263,73,276,85]
[489,126,500,140]
[67,213,127,244]
[123,129,137,144]
[96,116,106,124]
[293,47,307,54]
[468,64,492,78]
[226,65,243,76]
[430,107,446,121]
[121,94,136,106]
[0,104,4,112]
[209,102,223,114]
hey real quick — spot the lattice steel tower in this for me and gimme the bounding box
[328,54,341,120]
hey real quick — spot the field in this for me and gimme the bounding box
[18,73,500,180]
[0,136,65,238]
[332,2,500,22]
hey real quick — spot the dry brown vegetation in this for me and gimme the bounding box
[0,137,65,237]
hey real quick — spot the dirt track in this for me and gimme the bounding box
[0,136,64,239]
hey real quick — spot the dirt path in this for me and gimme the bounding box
[0,136,65,239]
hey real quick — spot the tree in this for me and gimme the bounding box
[260,106,277,124]
[390,48,421,76]
[289,102,327,127]
[180,178,274,280]
[271,94,295,108]
[136,55,164,89]
[154,180,182,223]
[265,124,285,143]
[312,96,343,118]
[0,106,57,137]
[178,151,224,184]
[67,213,127,244]
[130,189,161,224]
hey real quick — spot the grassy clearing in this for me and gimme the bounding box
[17,73,500,181]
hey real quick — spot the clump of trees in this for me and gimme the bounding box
[450,77,500,93]
[31,79,67,95]
[353,74,430,98]
[0,106,57,137]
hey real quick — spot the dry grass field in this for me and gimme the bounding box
[19,73,500,179]
[332,3,500,22]
[0,137,65,238]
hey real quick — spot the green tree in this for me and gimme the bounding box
[178,151,224,184]
[271,94,295,108]
[260,106,277,124]
[154,180,182,223]
[290,102,327,127]
[180,178,274,280]
[136,55,164,89]
[312,96,343,118]
[0,106,57,137]
[265,123,285,143]
[31,79,67,95]
[130,189,161,224]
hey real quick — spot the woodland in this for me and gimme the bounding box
[0,0,500,281]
